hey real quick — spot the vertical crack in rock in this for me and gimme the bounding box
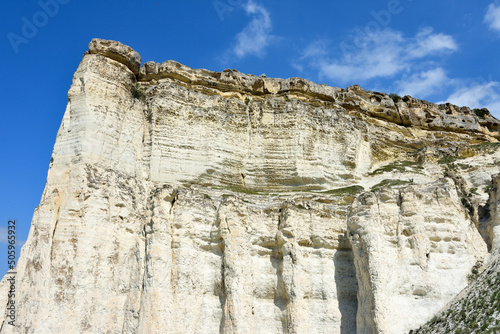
[137,214,152,332]
[167,188,178,331]
[275,206,290,333]
[446,168,494,251]
[141,221,148,296]
[486,174,500,252]
[347,193,378,334]
[218,199,242,333]
[273,246,289,334]
[214,202,227,334]
[218,249,227,334]
[49,219,59,261]
[334,245,358,334]
[169,191,177,215]
[478,202,492,252]
[142,103,154,180]
[79,77,85,93]
[276,205,298,334]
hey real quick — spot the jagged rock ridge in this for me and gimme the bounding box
[0,39,499,334]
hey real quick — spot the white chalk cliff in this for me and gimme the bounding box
[1,39,499,333]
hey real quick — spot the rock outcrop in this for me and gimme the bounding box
[348,179,487,333]
[0,38,499,333]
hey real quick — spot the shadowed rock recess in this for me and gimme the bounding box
[1,39,499,334]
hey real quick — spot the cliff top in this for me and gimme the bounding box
[87,38,500,141]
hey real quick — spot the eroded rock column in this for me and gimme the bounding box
[348,179,487,333]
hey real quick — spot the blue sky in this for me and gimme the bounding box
[1,0,500,275]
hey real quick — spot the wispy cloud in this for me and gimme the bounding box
[406,27,458,58]
[485,2,500,33]
[296,27,457,87]
[293,39,330,72]
[396,68,451,98]
[232,1,273,58]
[300,39,330,60]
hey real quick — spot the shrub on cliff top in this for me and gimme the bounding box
[473,108,486,119]
[389,93,401,103]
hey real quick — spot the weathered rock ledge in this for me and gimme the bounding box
[89,38,500,140]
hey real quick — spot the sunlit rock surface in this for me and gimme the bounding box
[1,39,499,334]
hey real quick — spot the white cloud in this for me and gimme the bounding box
[440,81,500,118]
[298,27,457,85]
[407,27,458,58]
[318,29,406,83]
[233,1,273,58]
[322,33,405,81]
[396,68,451,98]
[485,3,500,33]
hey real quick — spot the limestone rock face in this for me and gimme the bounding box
[1,39,499,334]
